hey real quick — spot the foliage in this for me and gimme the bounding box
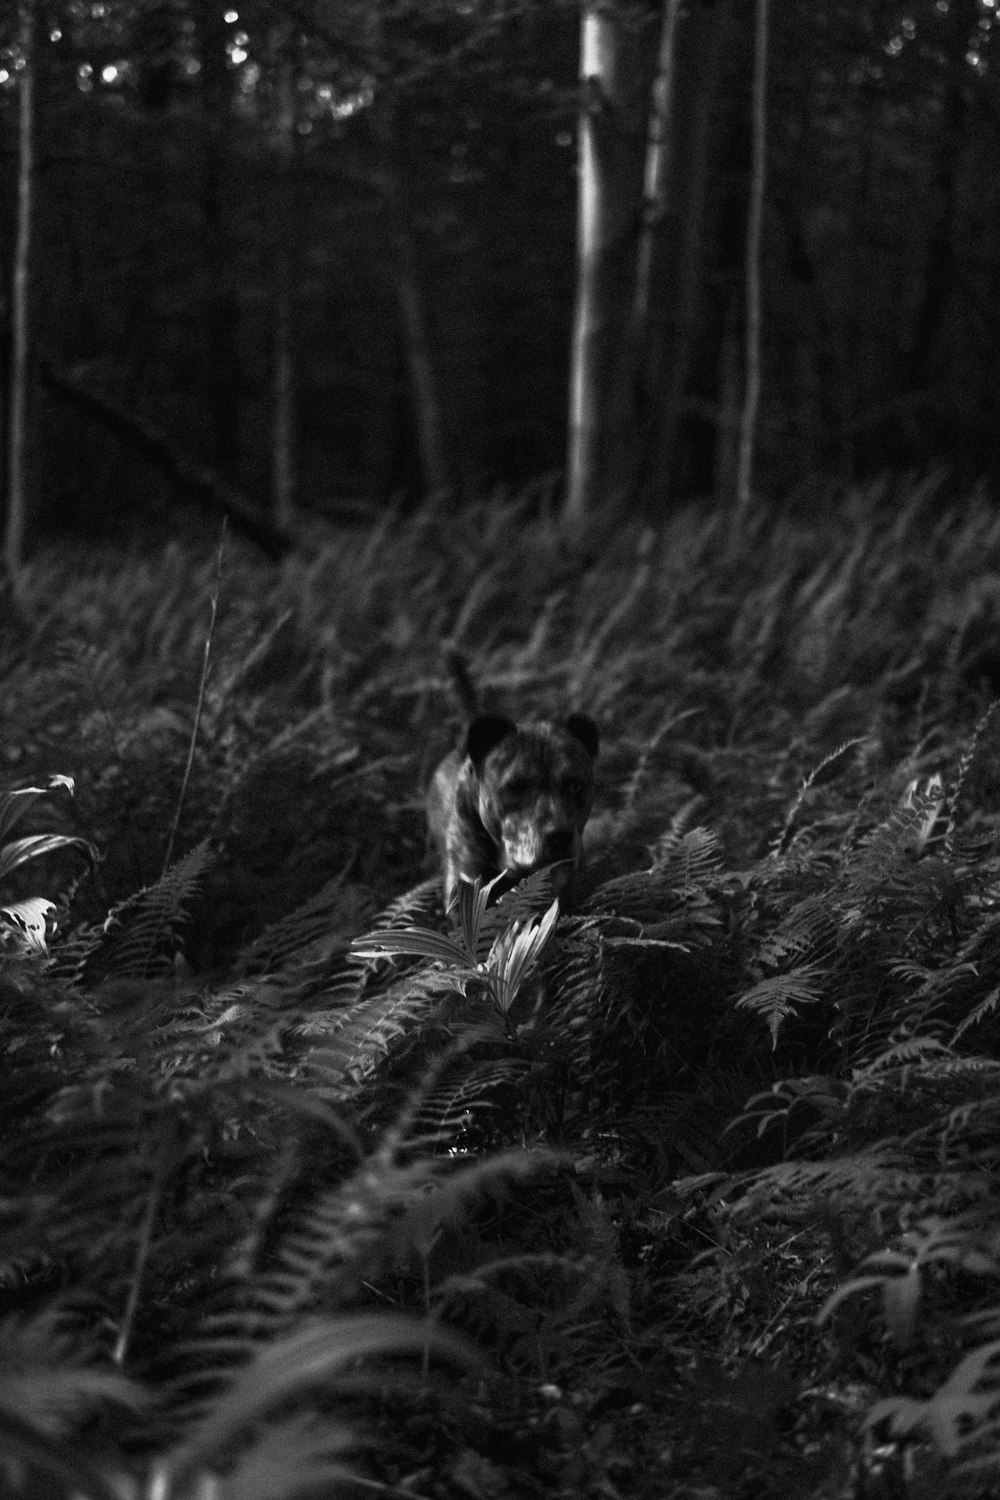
[8,485,1000,1493]
[0,776,96,952]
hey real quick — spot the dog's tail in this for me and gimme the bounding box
[442,645,480,721]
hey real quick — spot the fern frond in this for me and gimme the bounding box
[413,1050,528,1140]
[235,871,364,979]
[78,842,212,983]
[735,964,827,1047]
[943,698,998,855]
[584,827,723,927]
[720,1152,943,1219]
[167,1315,479,1487]
[755,893,840,970]
[303,975,453,1097]
[953,985,1000,1043]
[0,1404,126,1500]
[0,1312,147,1432]
[771,737,868,858]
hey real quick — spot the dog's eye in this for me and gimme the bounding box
[562,776,586,799]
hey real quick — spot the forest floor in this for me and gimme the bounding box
[5,478,1000,1499]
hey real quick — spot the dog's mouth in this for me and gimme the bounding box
[497,860,574,895]
[497,820,583,897]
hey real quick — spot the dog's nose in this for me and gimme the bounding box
[544,829,576,863]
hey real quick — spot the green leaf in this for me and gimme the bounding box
[486,898,560,1013]
[0,776,77,843]
[349,927,472,969]
[0,833,97,882]
[1,897,56,951]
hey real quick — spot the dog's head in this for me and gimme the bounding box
[464,712,599,893]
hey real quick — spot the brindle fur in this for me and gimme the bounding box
[427,687,599,905]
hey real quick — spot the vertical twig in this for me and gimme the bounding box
[113,1125,175,1367]
[161,520,227,878]
[732,0,770,540]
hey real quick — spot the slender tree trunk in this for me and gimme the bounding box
[365,3,449,499]
[395,243,449,498]
[731,0,769,540]
[604,0,681,505]
[564,0,645,525]
[632,0,683,341]
[643,0,735,507]
[904,0,976,424]
[196,0,241,482]
[272,255,295,524]
[5,0,36,576]
[271,29,296,524]
[714,298,741,510]
[773,200,825,477]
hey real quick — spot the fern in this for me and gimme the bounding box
[14,488,1000,1494]
[76,841,212,983]
[165,1315,480,1490]
[735,964,827,1047]
[819,1210,1000,1349]
[867,1342,1000,1470]
[235,870,364,980]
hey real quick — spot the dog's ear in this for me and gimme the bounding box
[565,714,599,760]
[466,715,517,770]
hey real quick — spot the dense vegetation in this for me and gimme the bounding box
[6,480,1000,1497]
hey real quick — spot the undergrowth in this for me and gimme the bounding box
[5,476,1000,1496]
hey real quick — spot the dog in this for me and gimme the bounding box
[427,658,599,905]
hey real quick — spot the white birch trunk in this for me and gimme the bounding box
[564,1,643,524]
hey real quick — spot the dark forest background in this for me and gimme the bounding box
[3,0,1000,546]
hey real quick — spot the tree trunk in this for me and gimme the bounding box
[272,251,295,525]
[605,0,681,505]
[714,298,741,510]
[632,0,683,350]
[905,0,976,410]
[5,0,36,576]
[642,0,736,507]
[564,0,646,525]
[731,0,769,542]
[395,244,449,498]
[271,29,296,525]
[365,4,450,500]
[195,0,241,483]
